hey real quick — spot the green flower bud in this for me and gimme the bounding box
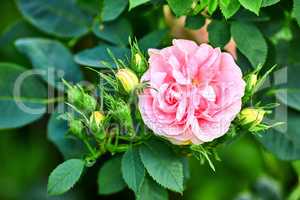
[134,53,147,74]
[67,87,82,105]
[69,120,83,138]
[82,94,97,112]
[89,111,105,133]
[116,68,139,93]
[246,74,258,92]
[240,108,265,126]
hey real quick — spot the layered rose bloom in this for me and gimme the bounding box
[138,39,245,145]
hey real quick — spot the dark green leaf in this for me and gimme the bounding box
[166,0,193,16]
[231,22,267,67]
[207,20,230,48]
[0,63,47,129]
[262,0,280,7]
[238,0,262,15]
[15,38,83,90]
[47,159,85,195]
[102,0,128,21]
[139,29,168,51]
[122,146,145,194]
[98,156,126,195]
[185,15,205,30]
[93,18,132,47]
[129,0,151,10]
[137,176,168,200]
[74,45,130,68]
[139,139,184,193]
[219,0,240,19]
[16,0,91,38]
[294,0,300,27]
[47,103,87,159]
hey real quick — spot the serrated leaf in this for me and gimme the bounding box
[15,38,83,91]
[137,176,168,200]
[0,63,47,129]
[129,0,151,10]
[238,0,262,15]
[185,15,206,30]
[47,159,85,195]
[102,0,128,21]
[219,0,240,19]
[207,20,230,48]
[294,0,300,27]
[121,146,145,194]
[139,139,184,193]
[231,22,267,68]
[74,45,130,68]
[16,0,91,38]
[98,156,126,195]
[208,0,218,14]
[262,0,280,7]
[166,0,194,16]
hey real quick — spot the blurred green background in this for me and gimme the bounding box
[0,0,299,200]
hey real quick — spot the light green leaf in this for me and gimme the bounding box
[185,15,206,30]
[98,156,126,195]
[231,22,267,67]
[93,18,132,47]
[219,0,240,19]
[262,0,280,7]
[137,176,168,200]
[47,159,85,195]
[0,63,47,129]
[139,29,168,51]
[139,139,184,193]
[47,103,87,159]
[207,20,230,48]
[74,46,130,68]
[166,0,194,16]
[122,146,145,194]
[129,0,151,10]
[294,0,300,27]
[15,38,83,91]
[16,0,91,38]
[208,0,218,15]
[238,0,262,15]
[102,0,128,21]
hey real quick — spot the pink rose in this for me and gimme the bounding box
[138,39,245,145]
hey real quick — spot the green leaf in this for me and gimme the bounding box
[102,0,128,21]
[219,0,240,19]
[47,103,87,159]
[98,156,126,195]
[93,18,132,47]
[238,0,262,15]
[139,139,184,193]
[166,0,194,16]
[16,0,91,38]
[262,0,280,7]
[47,159,85,195]
[0,63,47,129]
[258,109,300,160]
[208,0,218,15]
[129,0,151,10]
[137,176,168,200]
[294,0,300,27]
[122,146,145,194]
[138,29,168,51]
[185,15,206,30]
[231,22,267,67]
[207,20,231,48]
[15,38,83,90]
[74,45,130,68]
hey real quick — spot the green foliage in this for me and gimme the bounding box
[262,0,280,7]
[208,0,218,15]
[121,146,145,194]
[0,63,47,129]
[294,0,300,26]
[238,0,262,15]
[231,21,267,67]
[98,156,126,195]
[47,159,85,195]
[219,0,240,19]
[16,0,91,38]
[129,0,151,10]
[166,0,194,16]
[138,29,168,51]
[15,38,83,90]
[185,15,206,30]
[207,20,230,48]
[102,0,128,21]
[74,46,130,68]
[139,139,184,193]
[137,176,168,200]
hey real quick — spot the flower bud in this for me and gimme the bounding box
[90,111,104,128]
[246,74,257,92]
[116,68,139,93]
[67,87,82,105]
[240,108,265,126]
[69,120,83,137]
[82,94,97,113]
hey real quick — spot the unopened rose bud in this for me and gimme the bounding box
[82,94,97,112]
[116,68,139,93]
[90,111,104,128]
[240,108,265,126]
[67,87,82,105]
[246,74,257,92]
[69,120,83,138]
